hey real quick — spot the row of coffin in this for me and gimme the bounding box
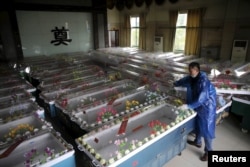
[17,53,197,167]
[91,48,250,131]
[0,64,75,167]
[15,49,239,166]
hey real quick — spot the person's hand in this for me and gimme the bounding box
[178,104,189,110]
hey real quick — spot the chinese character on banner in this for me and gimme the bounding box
[51,26,72,46]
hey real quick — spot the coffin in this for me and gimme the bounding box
[54,79,140,133]
[76,102,195,166]
[39,75,117,117]
[234,62,250,77]
[31,65,97,79]
[0,79,34,93]
[0,100,44,123]
[90,50,127,66]
[0,93,34,110]
[38,70,119,93]
[55,79,139,114]
[0,130,75,167]
[39,67,102,86]
[70,88,166,131]
[0,113,50,149]
[231,96,250,131]
[40,76,113,104]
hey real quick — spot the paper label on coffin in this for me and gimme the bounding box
[132,125,143,132]
[117,110,141,135]
[117,119,128,135]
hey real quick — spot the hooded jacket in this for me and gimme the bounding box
[174,71,217,139]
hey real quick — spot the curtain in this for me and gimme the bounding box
[184,8,205,55]
[166,10,178,52]
[139,13,146,50]
[124,14,131,47]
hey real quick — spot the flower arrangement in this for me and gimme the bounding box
[92,66,102,72]
[24,147,39,166]
[4,124,34,140]
[44,147,55,157]
[113,138,139,155]
[114,138,128,155]
[2,112,25,123]
[61,98,68,108]
[148,120,167,134]
[174,99,183,106]
[108,74,115,81]
[72,70,81,80]
[175,109,188,122]
[23,146,55,167]
[115,72,122,80]
[108,72,122,81]
[141,64,148,69]
[148,82,161,92]
[126,100,139,110]
[214,79,238,89]
[154,70,162,77]
[105,87,119,97]
[97,107,117,122]
[145,91,159,101]
[80,97,97,106]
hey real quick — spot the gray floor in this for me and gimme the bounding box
[164,114,250,167]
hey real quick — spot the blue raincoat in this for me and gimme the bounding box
[174,71,217,139]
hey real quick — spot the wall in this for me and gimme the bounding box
[107,0,250,61]
[0,0,107,61]
[16,11,93,57]
[218,0,250,61]
[0,11,18,61]
[14,0,92,6]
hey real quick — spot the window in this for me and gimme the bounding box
[173,12,187,52]
[130,16,140,47]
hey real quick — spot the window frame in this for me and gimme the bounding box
[173,11,188,53]
[130,16,140,48]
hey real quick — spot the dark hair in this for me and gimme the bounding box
[189,62,200,71]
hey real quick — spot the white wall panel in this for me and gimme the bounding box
[16,10,93,57]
